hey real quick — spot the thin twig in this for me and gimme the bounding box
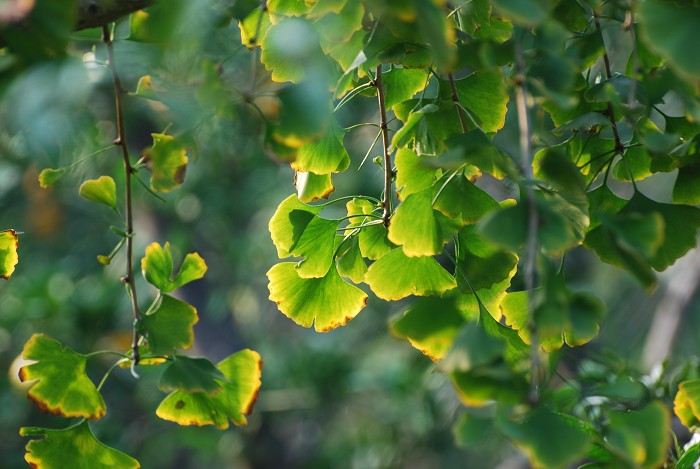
[514,32,540,404]
[103,25,141,376]
[375,66,393,227]
[448,72,468,133]
[247,0,268,98]
[593,13,625,155]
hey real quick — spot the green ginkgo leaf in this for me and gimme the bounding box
[395,147,438,199]
[336,236,367,284]
[38,168,65,188]
[295,171,336,202]
[492,0,549,25]
[0,229,19,279]
[292,120,350,174]
[159,355,226,394]
[388,189,456,257]
[270,194,323,257]
[365,248,457,301]
[144,133,188,193]
[19,334,106,419]
[607,401,670,469]
[434,174,501,226]
[456,225,518,291]
[79,176,117,210]
[390,296,465,361]
[267,262,368,331]
[674,379,700,430]
[499,407,591,469]
[21,421,139,469]
[382,67,429,110]
[142,295,198,355]
[156,349,262,429]
[346,198,396,260]
[449,69,510,133]
[450,365,529,407]
[141,242,207,293]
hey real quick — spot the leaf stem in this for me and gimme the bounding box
[448,72,469,133]
[514,31,540,404]
[375,66,393,227]
[96,358,130,392]
[103,25,141,375]
[84,350,129,359]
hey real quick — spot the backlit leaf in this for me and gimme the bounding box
[449,69,510,133]
[434,174,501,226]
[21,421,139,469]
[292,120,350,174]
[295,172,336,202]
[144,133,188,193]
[395,147,438,199]
[156,349,262,429]
[607,401,671,469]
[159,355,226,395]
[455,225,518,291]
[79,176,117,210]
[38,168,65,188]
[267,262,367,331]
[674,379,700,430]
[365,248,457,301]
[141,242,207,293]
[142,295,198,355]
[390,296,465,361]
[269,194,323,258]
[0,229,19,279]
[382,67,429,110]
[335,236,367,284]
[18,334,105,419]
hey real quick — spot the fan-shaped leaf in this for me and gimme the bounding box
[142,295,198,355]
[434,174,500,226]
[674,379,700,430]
[292,120,350,174]
[159,355,226,394]
[365,248,457,301]
[144,133,188,193]
[0,229,19,279]
[156,349,262,429]
[267,262,367,331]
[38,168,65,188]
[295,172,336,202]
[21,421,139,469]
[18,334,105,419]
[141,242,207,293]
[79,176,117,210]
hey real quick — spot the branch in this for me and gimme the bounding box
[447,72,468,133]
[103,25,141,374]
[375,66,393,227]
[76,0,155,31]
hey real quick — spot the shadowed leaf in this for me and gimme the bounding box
[142,295,198,355]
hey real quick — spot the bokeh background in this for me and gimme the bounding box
[0,1,697,468]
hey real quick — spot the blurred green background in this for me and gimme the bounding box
[0,1,696,468]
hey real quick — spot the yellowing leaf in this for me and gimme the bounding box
[156,349,262,429]
[452,69,510,133]
[142,295,198,355]
[19,334,106,419]
[0,229,19,279]
[292,120,350,174]
[141,242,207,293]
[144,133,188,193]
[79,176,117,210]
[295,171,336,202]
[159,355,226,394]
[675,379,700,430]
[38,168,65,188]
[267,262,367,331]
[21,421,139,469]
[434,175,501,227]
[365,248,457,301]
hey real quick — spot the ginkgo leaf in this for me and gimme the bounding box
[141,242,207,293]
[456,225,518,291]
[448,69,510,133]
[21,421,139,469]
[346,198,396,260]
[607,401,671,469]
[434,174,501,226]
[365,248,457,301]
[79,176,117,210]
[450,365,529,407]
[336,236,367,284]
[159,355,226,394]
[267,262,367,331]
[19,334,106,419]
[0,229,19,279]
[382,67,429,110]
[390,296,465,361]
[268,194,339,277]
[156,349,262,429]
[674,379,700,430]
[144,133,188,193]
[388,189,456,257]
[292,120,350,174]
[132,74,159,100]
[142,295,198,355]
[38,168,65,188]
[395,147,438,199]
[295,171,336,202]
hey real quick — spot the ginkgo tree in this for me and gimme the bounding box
[3,0,700,467]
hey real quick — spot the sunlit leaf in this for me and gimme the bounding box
[144,133,188,193]
[18,334,105,419]
[390,296,464,361]
[267,262,367,331]
[674,379,700,430]
[365,248,457,301]
[239,6,271,48]
[295,172,336,202]
[674,164,700,205]
[434,174,500,226]
[449,69,510,133]
[21,421,139,469]
[335,236,367,284]
[38,168,65,188]
[499,407,591,469]
[382,67,429,110]
[292,120,350,174]
[395,147,438,199]
[132,75,159,100]
[159,355,226,394]
[269,194,323,258]
[141,242,207,293]
[607,401,671,469]
[455,225,518,291]
[79,176,117,210]
[156,349,262,429]
[346,198,397,260]
[142,295,198,355]
[450,365,528,407]
[0,229,19,279]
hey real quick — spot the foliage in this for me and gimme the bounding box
[2,0,700,467]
